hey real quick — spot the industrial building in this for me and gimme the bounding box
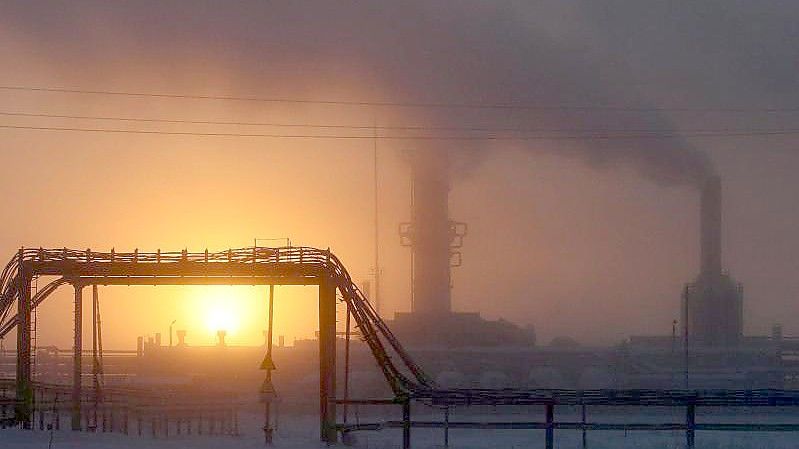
[623,175,785,388]
[386,159,788,389]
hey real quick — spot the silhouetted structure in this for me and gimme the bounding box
[682,176,743,347]
[395,150,532,347]
[0,246,432,443]
[400,150,464,317]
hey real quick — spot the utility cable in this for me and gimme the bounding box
[2,85,799,113]
[3,123,799,140]
[2,110,798,135]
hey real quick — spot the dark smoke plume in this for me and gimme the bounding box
[551,145,715,188]
[0,1,739,186]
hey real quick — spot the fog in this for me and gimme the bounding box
[1,1,799,347]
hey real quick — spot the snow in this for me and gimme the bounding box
[3,410,799,448]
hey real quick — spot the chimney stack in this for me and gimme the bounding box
[700,175,722,277]
[410,150,452,317]
[684,174,744,347]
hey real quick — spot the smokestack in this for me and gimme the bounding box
[411,150,452,317]
[700,175,722,277]
[685,174,743,347]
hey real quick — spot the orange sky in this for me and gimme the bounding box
[2,2,799,349]
[4,140,798,350]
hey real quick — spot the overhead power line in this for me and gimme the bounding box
[2,85,798,113]
[3,123,799,140]
[2,110,797,135]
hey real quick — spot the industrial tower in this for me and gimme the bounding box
[682,176,744,347]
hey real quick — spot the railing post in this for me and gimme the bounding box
[444,406,450,447]
[686,404,695,449]
[545,403,554,449]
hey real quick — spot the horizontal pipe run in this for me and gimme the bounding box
[69,276,320,286]
[337,421,799,432]
[332,399,399,405]
[426,389,799,407]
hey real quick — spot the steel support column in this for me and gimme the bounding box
[72,283,83,431]
[545,404,554,449]
[402,399,411,449]
[686,404,696,449]
[92,284,101,430]
[581,405,587,448]
[318,277,337,443]
[15,260,32,427]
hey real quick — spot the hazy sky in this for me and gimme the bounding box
[1,1,798,348]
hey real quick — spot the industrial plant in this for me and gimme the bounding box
[4,2,799,448]
[2,151,796,449]
[384,153,789,391]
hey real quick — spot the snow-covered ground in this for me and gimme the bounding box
[3,410,799,448]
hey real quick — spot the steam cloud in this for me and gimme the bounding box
[9,0,784,187]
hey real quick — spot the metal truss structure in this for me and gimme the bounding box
[0,246,432,442]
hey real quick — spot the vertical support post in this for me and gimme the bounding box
[15,258,32,427]
[683,290,690,388]
[54,395,60,430]
[373,140,381,315]
[343,302,351,425]
[263,284,275,445]
[318,277,337,443]
[402,399,411,449]
[123,400,129,435]
[72,283,83,431]
[686,404,695,449]
[92,284,99,430]
[38,393,44,430]
[264,397,272,444]
[545,404,554,449]
[581,405,587,449]
[444,406,450,447]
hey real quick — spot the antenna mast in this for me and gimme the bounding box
[373,120,381,314]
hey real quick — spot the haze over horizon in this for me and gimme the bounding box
[1,1,799,349]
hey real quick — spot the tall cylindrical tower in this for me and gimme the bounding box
[410,150,452,317]
[684,175,743,347]
[700,176,722,278]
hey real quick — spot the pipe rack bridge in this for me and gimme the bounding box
[5,247,799,448]
[0,246,433,442]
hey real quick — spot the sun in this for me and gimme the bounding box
[187,286,253,337]
[205,302,240,335]
[179,284,318,346]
